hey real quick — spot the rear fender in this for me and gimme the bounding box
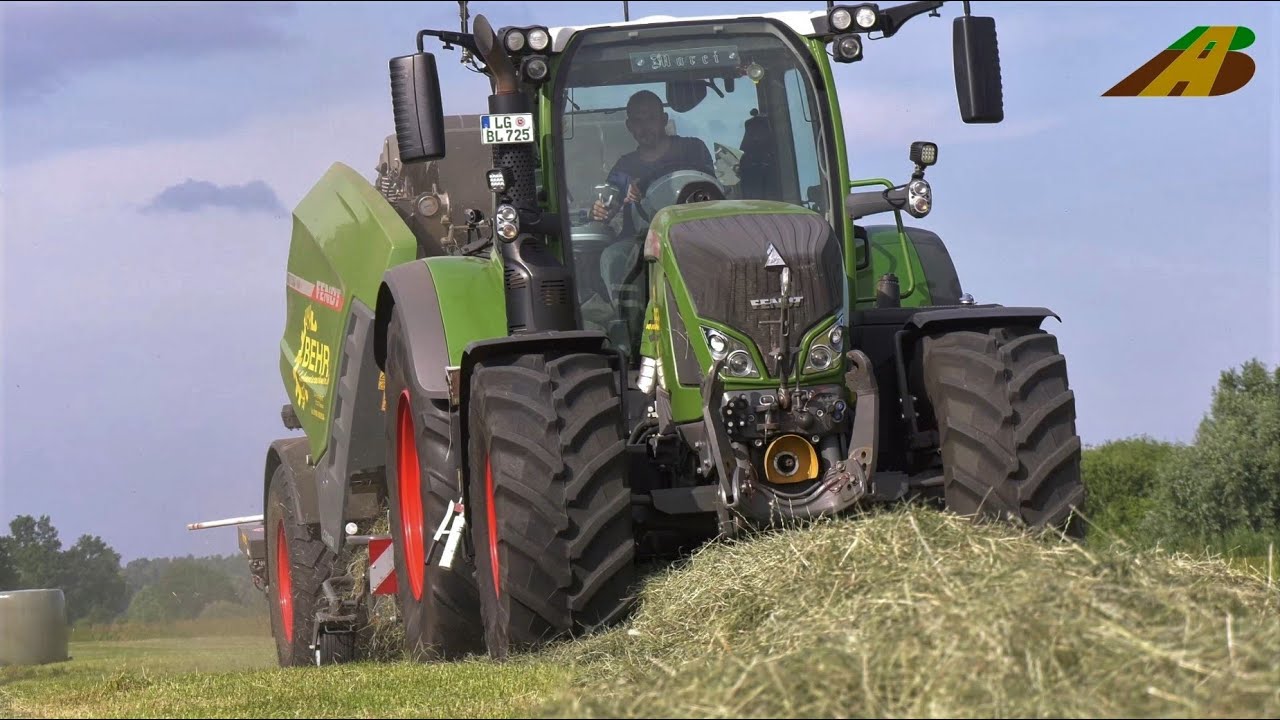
[374,260,452,401]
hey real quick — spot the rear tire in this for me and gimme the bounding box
[383,310,486,661]
[467,352,637,660]
[920,326,1086,538]
[266,461,337,667]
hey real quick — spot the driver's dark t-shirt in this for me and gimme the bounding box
[609,135,715,193]
[607,135,714,239]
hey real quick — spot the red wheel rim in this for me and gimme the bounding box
[486,455,500,595]
[397,391,426,601]
[275,520,293,644]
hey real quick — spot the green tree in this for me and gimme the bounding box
[61,534,129,623]
[1142,359,1280,552]
[126,584,179,624]
[0,539,18,590]
[125,558,239,622]
[5,515,64,589]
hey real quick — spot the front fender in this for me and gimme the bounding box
[905,305,1060,335]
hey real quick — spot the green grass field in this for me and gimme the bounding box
[0,634,573,719]
[4,506,1278,719]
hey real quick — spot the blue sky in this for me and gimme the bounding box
[2,1,1277,562]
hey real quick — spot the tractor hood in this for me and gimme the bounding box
[647,201,843,380]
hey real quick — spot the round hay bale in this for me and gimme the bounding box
[0,589,69,666]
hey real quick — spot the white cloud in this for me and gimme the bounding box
[8,93,393,216]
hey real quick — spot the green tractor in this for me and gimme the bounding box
[254,0,1086,667]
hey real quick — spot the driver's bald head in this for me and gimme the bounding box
[627,90,663,117]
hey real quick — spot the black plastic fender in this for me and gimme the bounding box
[374,260,451,401]
[263,437,319,526]
[906,305,1060,334]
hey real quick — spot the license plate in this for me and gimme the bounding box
[480,113,534,144]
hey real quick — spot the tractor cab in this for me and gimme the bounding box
[548,17,838,356]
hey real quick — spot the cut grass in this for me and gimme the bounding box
[5,505,1278,718]
[533,505,1280,718]
[0,636,571,719]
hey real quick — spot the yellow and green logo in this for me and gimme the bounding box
[1104,26,1256,97]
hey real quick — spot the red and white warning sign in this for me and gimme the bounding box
[368,538,397,595]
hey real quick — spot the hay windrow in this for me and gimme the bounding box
[535,504,1280,718]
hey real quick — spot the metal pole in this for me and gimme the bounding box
[623,1,630,20]
[186,514,263,531]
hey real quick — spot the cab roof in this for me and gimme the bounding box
[549,10,827,52]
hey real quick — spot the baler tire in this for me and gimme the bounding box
[266,461,337,667]
[383,310,486,661]
[920,326,1087,538]
[467,351,637,660]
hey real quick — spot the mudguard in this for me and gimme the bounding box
[906,305,1060,335]
[373,252,508,387]
[374,260,453,401]
[263,437,318,525]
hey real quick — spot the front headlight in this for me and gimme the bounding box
[907,179,931,217]
[804,318,846,374]
[702,326,760,379]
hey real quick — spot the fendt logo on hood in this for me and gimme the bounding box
[752,243,803,309]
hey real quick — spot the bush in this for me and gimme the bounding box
[1140,359,1280,555]
[1080,435,1179,543]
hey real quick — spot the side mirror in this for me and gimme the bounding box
[953,15,1004,124]
[389,52,447,163]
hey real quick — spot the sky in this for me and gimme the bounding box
[2,1,1277,563]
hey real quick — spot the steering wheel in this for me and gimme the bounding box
[635,170,727,223]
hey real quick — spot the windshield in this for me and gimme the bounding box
[552,20,832,360]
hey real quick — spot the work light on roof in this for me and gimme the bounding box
[527,27,550,51]
[855,5,879,29]
[830,7,852,30]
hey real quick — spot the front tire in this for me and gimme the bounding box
[920,326,1086,537]
[466,352,637,660]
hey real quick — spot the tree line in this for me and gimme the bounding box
[0,518,264,626]
[1081,358,1280,556]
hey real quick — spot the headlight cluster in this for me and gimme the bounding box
[495,204,520,241]
[907,179,931,217]
[702,326,760,379]
[803,318,845,374]
[500,26,550,53]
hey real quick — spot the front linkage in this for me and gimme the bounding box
[702,348,886,536]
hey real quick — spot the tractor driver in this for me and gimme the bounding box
[590,90,714,352]
[590,90,715,235]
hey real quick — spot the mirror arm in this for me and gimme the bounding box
[846,187,907,220]
[417,29,480,56]
[881,0,946,38]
